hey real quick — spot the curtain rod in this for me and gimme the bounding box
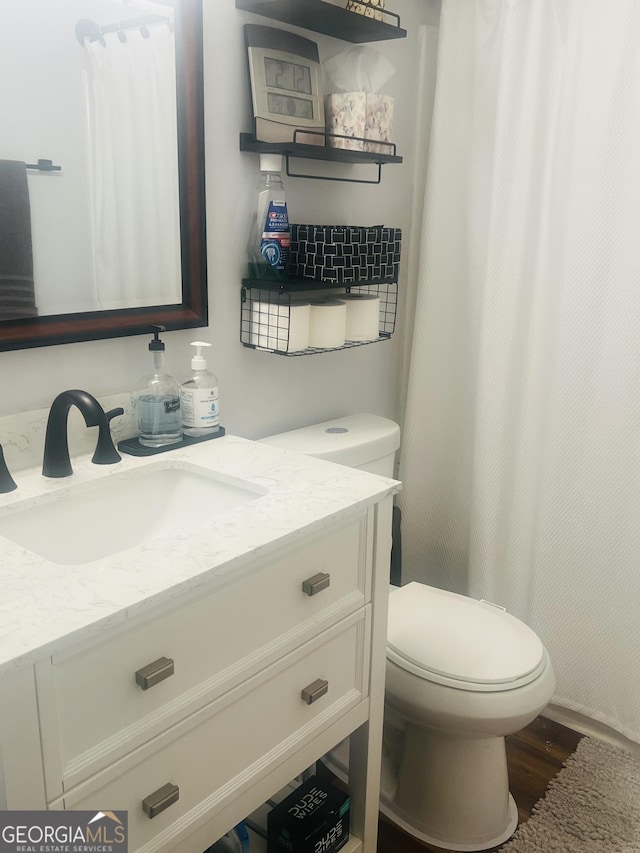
[75,14,168,46]
[26,159,61,173]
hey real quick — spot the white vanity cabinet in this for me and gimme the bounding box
[0,498,393,853]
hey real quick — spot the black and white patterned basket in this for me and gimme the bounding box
[289,224,401,284]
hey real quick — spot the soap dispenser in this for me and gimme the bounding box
[135,325,182,447]
[180,341,220,437]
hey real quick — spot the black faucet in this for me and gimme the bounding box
[42,390,124,478]
[0,444,17,493]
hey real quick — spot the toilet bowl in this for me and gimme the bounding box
[261,414,556,851]
[383,582,555,850]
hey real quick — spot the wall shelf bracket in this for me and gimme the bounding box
[240,132,401,184]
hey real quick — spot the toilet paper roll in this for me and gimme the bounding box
[308,298,347,348]
[286,299,311,351]
[250,300,311,352]
[341,293,381,341]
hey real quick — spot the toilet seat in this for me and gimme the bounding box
[387,583,546,693]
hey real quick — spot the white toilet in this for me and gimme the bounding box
[261,414,556,852]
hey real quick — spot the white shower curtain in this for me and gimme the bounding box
[85,23,181,309]
[400,0,640,742]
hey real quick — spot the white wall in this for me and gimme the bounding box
[0,0,439,442]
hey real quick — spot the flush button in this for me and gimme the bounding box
[325,427,349,434]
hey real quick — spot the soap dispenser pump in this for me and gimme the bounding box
[180,341,220,437]
[135,325,182,447]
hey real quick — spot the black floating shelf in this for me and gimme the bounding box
[239,134,402,166]
[235,0,407,43]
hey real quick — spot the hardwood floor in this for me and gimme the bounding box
[375,716,583,853]
[249,716,582,853]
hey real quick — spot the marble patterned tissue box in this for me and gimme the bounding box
[326,92,394,154]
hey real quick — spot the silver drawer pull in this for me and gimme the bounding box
[302,572,331,596]
[301,678,329,705]
[142,782,180,818]
[135,657,174,690]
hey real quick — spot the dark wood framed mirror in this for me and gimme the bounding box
[0,0,207,352]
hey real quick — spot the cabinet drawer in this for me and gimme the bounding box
[38,514,371,793]
[62,609,370,853]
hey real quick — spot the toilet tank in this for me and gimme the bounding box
[260,413,400,477]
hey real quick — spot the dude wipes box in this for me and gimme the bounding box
[267,776,351,853]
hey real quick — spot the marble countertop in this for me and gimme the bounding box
[0,434,400,676]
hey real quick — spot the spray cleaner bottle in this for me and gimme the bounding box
[248,154,291,280]
[180,341,220,437]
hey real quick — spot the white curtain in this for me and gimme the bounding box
[85,23,181,309]
[400,0,640,742]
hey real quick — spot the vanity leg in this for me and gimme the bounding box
[349,497,393,853]
[0,668,47,808]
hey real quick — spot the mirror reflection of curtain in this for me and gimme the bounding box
[85,23,181,310]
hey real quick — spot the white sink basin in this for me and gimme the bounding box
[0,462,266,566]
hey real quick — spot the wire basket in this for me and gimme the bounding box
[240,282,398,356]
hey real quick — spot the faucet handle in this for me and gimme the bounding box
[92,407,124,466]
[106,407,125,423]
[0,444,17,493]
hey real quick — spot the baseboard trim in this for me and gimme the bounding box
[544,704,640,755]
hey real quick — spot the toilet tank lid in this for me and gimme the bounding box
[387,583,545,686]
[260,413,400,468]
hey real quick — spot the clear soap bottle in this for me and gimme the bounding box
[135,326,182,447]
[180,341,220,437]
[248,154,291,280]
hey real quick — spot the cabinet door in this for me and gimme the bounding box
[37,513,372,795]
[62,608,370,853]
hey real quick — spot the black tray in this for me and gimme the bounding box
[118,427,226,457]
